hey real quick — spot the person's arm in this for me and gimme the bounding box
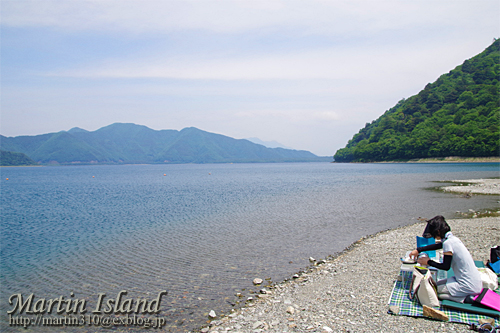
[410,242,443,259]
[417,242,443,253]
[426,254,452,270]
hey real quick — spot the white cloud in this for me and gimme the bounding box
[7,0,499,85]
[235,108,340,123]
[46,38,473,82]
[2,0,496,36]
[1,0,499,156]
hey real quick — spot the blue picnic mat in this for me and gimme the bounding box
[388,270,500,325]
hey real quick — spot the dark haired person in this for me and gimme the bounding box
[410,215,482,303]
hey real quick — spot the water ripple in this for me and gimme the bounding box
[1,163,498,332]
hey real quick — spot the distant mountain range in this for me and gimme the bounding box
[246,137,290,149]
[0,123,330,165]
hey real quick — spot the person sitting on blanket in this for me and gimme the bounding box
[410,215,482,303]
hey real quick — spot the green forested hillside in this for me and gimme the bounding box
[0,150,38,166]
[334,39,500,162]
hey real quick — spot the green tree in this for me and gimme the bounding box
[334,39,500,162]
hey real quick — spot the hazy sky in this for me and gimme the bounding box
[1,1,499,156]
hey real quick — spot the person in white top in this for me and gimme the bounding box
[410,215,483,303]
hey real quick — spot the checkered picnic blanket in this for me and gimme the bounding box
[388,270,499,325]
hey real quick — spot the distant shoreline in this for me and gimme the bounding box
[3,156,499,166]
[392,156,500,163]
[1,160,333,167]
[334,156,500,163]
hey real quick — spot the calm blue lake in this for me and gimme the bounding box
[1,162,498,332]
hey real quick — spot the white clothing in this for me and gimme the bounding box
[442,232,482,297]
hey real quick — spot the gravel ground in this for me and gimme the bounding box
[200,217,500,333]
[441,179,500,195]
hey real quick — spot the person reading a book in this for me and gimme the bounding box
[410,215,482,303]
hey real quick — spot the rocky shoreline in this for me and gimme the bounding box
[195,178,500,333]
[408,157,500,163]
[371,157,500,164]
[199,217,500,333]
[441,179,500,195]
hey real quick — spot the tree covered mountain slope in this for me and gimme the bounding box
[0,123,329,164]
[0,150,38,166]
[334,39,500,162]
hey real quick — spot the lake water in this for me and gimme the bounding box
[1,162,499,332]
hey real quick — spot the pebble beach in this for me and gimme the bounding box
[200,180,500,333]
[441,179,500,195]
